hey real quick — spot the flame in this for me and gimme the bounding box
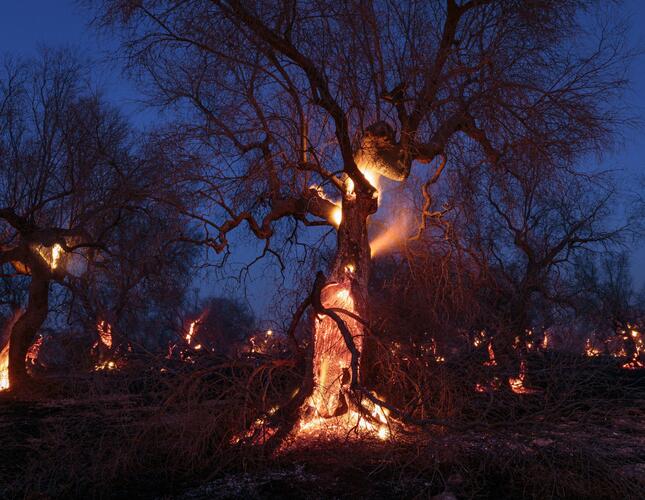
[346,167,381,200]
[508,360,539,394]
[622,327,643,369]
[0,310,26,391]
[296,282,391,440]
[585,338,601,357]
[185,320,198,344]
[542,332,549,350]
[26,336,43,365]
[97,320,113,349]
[37,243,63,270]
[0,342,8,391]
[313,166,381,228]
[483,342,497,366]
[95,360,117,371]
[51,244,62,269]
[332,205,343,227]
[184,311,208,348]
[93,320,118,370]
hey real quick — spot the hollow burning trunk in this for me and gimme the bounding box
[306,192,375,419]
[8,269,49,391]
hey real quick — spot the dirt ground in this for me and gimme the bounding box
[0,385,643,499]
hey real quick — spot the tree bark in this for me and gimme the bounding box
[8,269,49,391]
[308,191,375,417]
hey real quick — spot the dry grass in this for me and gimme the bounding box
[0,349,642,499]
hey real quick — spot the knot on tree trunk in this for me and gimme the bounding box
[354,121,409,181]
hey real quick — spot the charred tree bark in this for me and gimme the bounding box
[8,268,49,391]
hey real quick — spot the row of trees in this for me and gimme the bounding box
[1,1,641,397]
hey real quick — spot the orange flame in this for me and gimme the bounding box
[97,320,113,349]
[622,327,643,369]
[585,338,601,357]
[314,166,381,228]
[0,342,8,391]
[37,243,63,270]
[26,336,43,366]
[296,282,390,440]
[508,360,539,394]
[508,360,527,393]
[483,342,497,366]
[0,310,25,391]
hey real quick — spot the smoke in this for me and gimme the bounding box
[369,205,415,257]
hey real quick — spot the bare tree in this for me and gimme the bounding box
[0,49,151,390]
[457,156,625,371]
[95,0,629,418]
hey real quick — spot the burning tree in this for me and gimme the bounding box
[0,50,160,391]
[95,1,629,434]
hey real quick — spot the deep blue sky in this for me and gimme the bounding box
[1,0,644,302]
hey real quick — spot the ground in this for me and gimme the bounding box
[0,364,642,499]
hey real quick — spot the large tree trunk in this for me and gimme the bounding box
[307,192,375,418]
[8,270,49,391]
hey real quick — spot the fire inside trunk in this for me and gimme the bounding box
[296,189,391,439]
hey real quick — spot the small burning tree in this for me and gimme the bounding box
[96,1,630,432]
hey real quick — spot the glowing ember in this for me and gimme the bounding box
[97,320,113,349]
[542,332,549,350]
[0,342,8,391]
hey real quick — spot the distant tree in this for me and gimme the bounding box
[455,160,624,371]
[69,204,198,355]
[190,297,255,355]
[574,252,642,358]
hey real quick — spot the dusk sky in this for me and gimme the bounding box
[1,0,644,300]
